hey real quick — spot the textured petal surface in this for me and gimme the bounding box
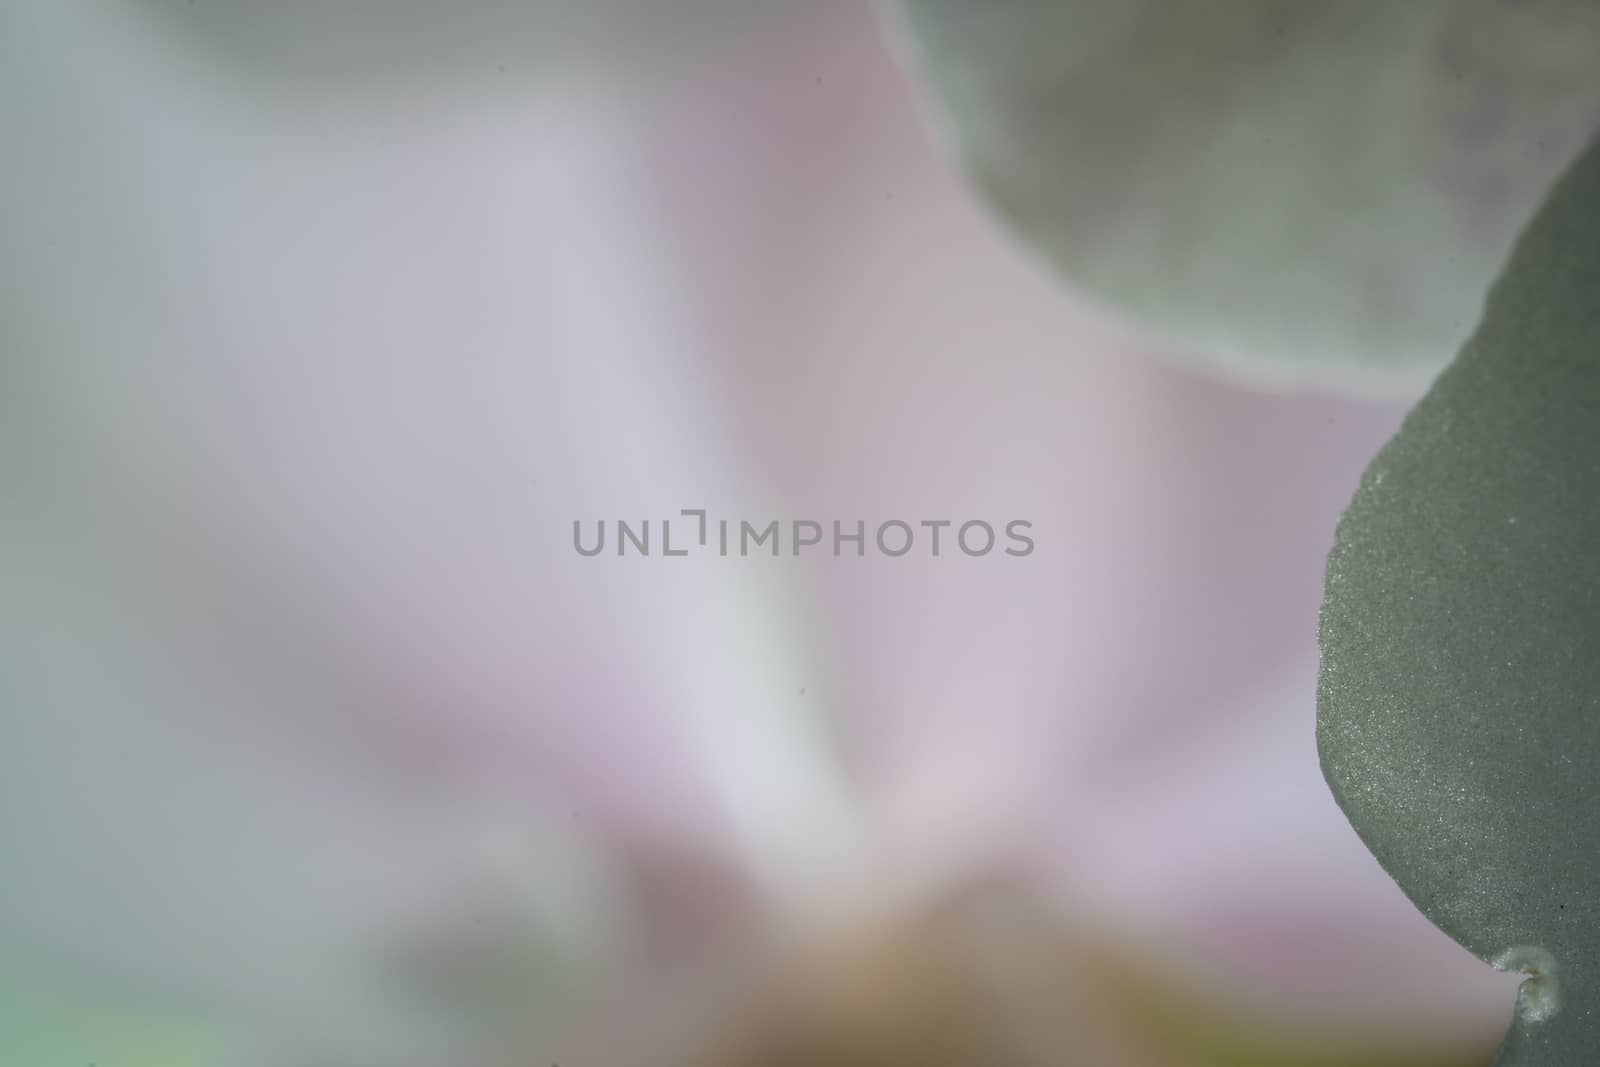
[1320,133,1600,1063]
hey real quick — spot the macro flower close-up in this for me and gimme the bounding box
[3,3,1597,1066]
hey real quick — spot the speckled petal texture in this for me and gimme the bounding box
[1319,130,1600,1065]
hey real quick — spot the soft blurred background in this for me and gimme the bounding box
[0,3,1526,1065]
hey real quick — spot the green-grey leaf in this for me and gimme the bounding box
[1319,129,1600,1064]
[886,0,1600,392]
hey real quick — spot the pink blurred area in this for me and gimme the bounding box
[638,4,1512,1034]
[0,2,1516,1064]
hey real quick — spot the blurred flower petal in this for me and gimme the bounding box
[887,0,1600,391]
[1,3,853,1062]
